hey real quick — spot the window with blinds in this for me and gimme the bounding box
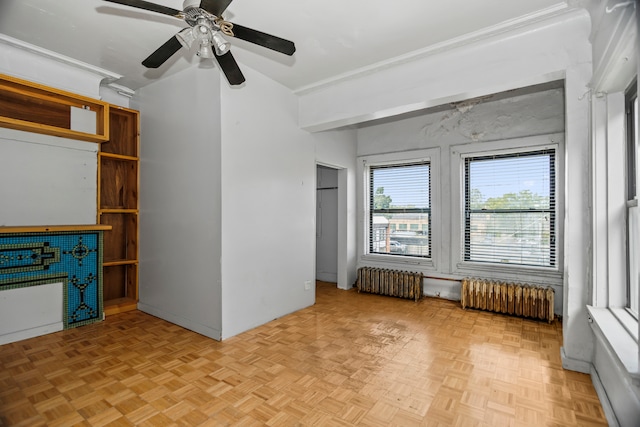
[463,149,556,267]
[369,162,431,257]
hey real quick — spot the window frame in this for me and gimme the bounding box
[588,81,639,390]
[462,149,557,268]
[451,134,564,284]
[626,80,638,316]
[369,161,431,258]
[360,148,439,269]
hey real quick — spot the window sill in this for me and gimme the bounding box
[587,305,640,386]
[455,262,563,285]
[361,254,435,270]
[611,307,639,341]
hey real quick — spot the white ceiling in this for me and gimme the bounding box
[0,0,574,92]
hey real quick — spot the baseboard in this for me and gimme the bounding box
[590,364,620,427]
[137,302,222,341]
[561,347,591,373]
[0,322,63,345]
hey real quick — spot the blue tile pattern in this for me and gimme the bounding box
[0,231,103,328]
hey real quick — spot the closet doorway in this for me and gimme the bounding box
[316,165,338,285]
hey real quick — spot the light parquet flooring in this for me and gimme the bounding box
[0,281,607,426]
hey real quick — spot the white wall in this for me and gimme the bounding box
[0,128,98,227]
[0,283,63,345]
[135,66,224,340]
[219,66,317,339]
[133,62,356,341]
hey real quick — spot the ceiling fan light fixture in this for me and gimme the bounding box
[212,31,231,56]
[197,42,215,58]
[192,18,215,58]
[194,18,212,41]
[176,27,196,49]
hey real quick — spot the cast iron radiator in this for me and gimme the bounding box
[356,267,423,302]
[461,278,555,323]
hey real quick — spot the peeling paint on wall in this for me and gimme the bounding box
[358,85,564,155]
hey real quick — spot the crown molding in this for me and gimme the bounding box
[0,34,122,83]
[589,1,637,92]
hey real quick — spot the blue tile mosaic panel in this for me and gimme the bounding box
[0,230,104,328]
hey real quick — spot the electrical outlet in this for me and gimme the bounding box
[304,281,312,291]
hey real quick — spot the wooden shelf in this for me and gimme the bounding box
[0,73,109,143]
[100,152,138,161]
[100,212,137,263]
[0,224,111,234]
[99,106,140,315]
[104,297,138,315]
[103,261,138,303]
[103,260,138,267]
[100,209,138,214]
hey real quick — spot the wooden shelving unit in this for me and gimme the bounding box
[0,73,139,316]
[0,73,109,142]
[99,106,140,315]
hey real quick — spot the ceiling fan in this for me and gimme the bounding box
[103,0,296,85]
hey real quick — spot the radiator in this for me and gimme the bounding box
[356,267,423,302]
[461,278,554,323]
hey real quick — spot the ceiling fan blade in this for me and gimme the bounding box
[142,35,183,68]
[229,24,296,56]
[215,51,246,86]
[102,0,182,17]
[199,0,234,17]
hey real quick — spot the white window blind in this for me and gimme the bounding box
[463,150,556,267]
[369,162,431,257]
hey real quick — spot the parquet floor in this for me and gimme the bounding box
[0,281,607,426]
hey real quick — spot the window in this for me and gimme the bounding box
[369,162,431,257]
[463,149,556,267]
[626,81,639,315]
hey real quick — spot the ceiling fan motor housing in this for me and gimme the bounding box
[184,7,217,27]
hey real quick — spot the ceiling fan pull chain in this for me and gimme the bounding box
[214,17,234,37]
